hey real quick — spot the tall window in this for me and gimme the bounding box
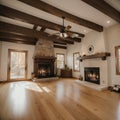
[56,53,65,69]
[73,52,80,71]
[115,46,120,75]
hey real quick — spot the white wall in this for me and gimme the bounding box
[0,42,67,80]
[104,24,120,85]
[67,24,120,86]
[0,41,2,80]
[67,31,108,87]
[67,42,82,77]
[0,24,119,85]
[54,48,67,76]
[0,41,35,81]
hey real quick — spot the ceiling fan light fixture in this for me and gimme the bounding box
[60,32,68,38]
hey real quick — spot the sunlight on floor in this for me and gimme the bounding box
[42,86,51,93]
[10,83,26,115]
[56,83,64,101]
[10,82,51,93]
[56,82,80,102]
[117,102,120,120]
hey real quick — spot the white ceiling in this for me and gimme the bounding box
[0,0,119,35]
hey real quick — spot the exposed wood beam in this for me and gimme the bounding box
[82,0,120,23]
[67,37,81,42]
[33,25,38,30]
[54,45,67,49]
[0,4,85,37]
[33,25,38,41]
[54,41,67,45]
[0,21,74,44]
[0,32,69,47]
[33,26,81,42]
[0,38,36,45]
[18,0,103,32]
[0,32,37,42]
[40,27,46,32]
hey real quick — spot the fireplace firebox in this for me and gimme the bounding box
[84,67,100,84]
[34,56,56,78]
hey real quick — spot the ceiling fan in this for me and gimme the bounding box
[50,16,78,38]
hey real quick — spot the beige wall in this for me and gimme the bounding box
[104,24,120,85]
[0,41,35,81]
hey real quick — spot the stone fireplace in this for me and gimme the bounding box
[33,39,56,78]
[84,67,100,84]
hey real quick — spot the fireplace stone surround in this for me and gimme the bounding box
[33,39,56,78]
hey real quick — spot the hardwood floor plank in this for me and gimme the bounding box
[0,79,120,120]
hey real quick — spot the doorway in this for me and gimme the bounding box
[8,49,28,80]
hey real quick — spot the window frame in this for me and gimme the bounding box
[115,46,120,75]
[73,52,80,72]
[56,53,65,69]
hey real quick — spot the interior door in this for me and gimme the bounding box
[8,49,28,80]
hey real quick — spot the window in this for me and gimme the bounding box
[115,46,120,75]
[73,52,80,71]
[56,53,65,69]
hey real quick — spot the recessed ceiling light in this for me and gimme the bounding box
[83,30,87,33]
[107,20,111,24]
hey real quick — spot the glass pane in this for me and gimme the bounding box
[57,54,64,69]
[10,52,25,79]
[74,53,79,71]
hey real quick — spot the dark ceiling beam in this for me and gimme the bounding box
[0,4,85,38]
[54,45,67,49]
[18,0,103,32]
[33,25,38,41]
[54,41,67,45]
[67,37,81,42]
[0,32,37,42]
[0,21,74,44]
[0,38,36,45]
[81,0,120,23]
[33,25,38,30]
[40,27,46,32]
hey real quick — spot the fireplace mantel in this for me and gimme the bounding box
[79,52,111,62]
[34,56,56,60]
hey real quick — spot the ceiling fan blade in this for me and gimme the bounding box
[65,31,73,37]
[48,32,60,36]
[66,31,79,38]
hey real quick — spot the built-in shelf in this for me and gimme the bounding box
[79,52,111,62]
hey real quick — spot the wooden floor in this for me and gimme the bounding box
[0,78,120,120]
